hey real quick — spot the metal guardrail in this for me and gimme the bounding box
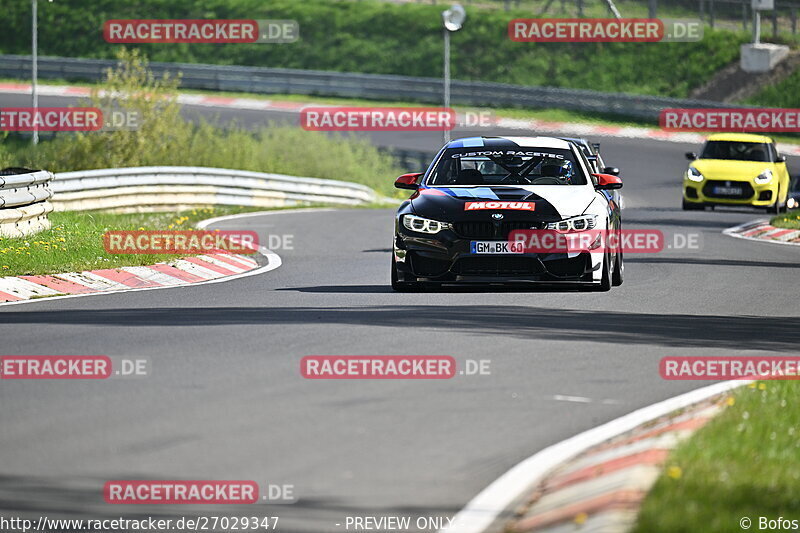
[0,166,383,236]
[50,166,381,212]
[0,169,54,237]
[0,54,739,121]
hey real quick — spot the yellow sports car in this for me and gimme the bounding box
[682,133,791,213]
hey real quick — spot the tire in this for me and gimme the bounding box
[612,247,624,286]
[682,198,704,211]
[391,256,421,292]
[769,188,784,214]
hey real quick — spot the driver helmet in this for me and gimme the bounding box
[540,158,574,183]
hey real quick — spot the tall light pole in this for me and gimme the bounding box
[442,4,465,145]
[751,0,773,43]
[32,0,39,145]
[31,0,52,145]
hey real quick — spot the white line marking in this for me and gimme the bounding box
[196,254,247,273]
[58,271,130,291]
[0,277,63,298]
[171,259,226,280]
[550,395,622,405]
[207,253,257,270]
[195,207,336,229]
[120,266,186,286]
[551,395,592,403]
[441,380,748,533]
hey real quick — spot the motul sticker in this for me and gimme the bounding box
[464,201,536,211]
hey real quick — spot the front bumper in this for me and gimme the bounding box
[394,229,602,283]
[683,178,777,207]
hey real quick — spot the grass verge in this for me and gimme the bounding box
[748,68,800,109]
[632,381,800,533]
[0,206,270,277]
[770,210,800,229]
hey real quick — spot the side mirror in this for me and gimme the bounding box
[602,166,620,176]
[685,152,698,161]
[395,172,422,190]
[593,173,623,190]
[777,155,787,162]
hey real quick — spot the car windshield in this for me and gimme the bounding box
[427,147,587,186]
[700,141,772,162]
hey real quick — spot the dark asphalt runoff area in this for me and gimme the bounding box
[0,91,799,532]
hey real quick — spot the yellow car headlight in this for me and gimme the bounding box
[686,167,704,182]
[754,169,773,185]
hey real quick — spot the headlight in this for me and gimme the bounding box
[686,167,704,182]
[755,169,773,184]
[402,214,451,234]
[788,197,798,209]
[546,214,598,232]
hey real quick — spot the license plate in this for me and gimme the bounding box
[713,186,743,196]
[470,241,526,254]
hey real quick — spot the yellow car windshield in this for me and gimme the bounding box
[700,141,772,162]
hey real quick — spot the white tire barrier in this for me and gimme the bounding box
[0,169,54,237]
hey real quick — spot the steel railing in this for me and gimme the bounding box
[50,166,382,212]
[0,166,383,236]
[0,54,740,121]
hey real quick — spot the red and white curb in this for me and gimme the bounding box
[5,82,800,156]
[506,400,724,533]
[0,209,341,307]
[0,252,260,303]
[723,219,800,246]
[440,380,748,533]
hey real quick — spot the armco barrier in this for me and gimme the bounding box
[0,165,381,238]
[0,54,742,121]
[50,166,381,212]
[0,169,54,237]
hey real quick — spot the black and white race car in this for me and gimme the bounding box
[392,136,624,291]
[558,137,618,176]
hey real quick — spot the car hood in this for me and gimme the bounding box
[691,159,775,180]
[410,185,596,220]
